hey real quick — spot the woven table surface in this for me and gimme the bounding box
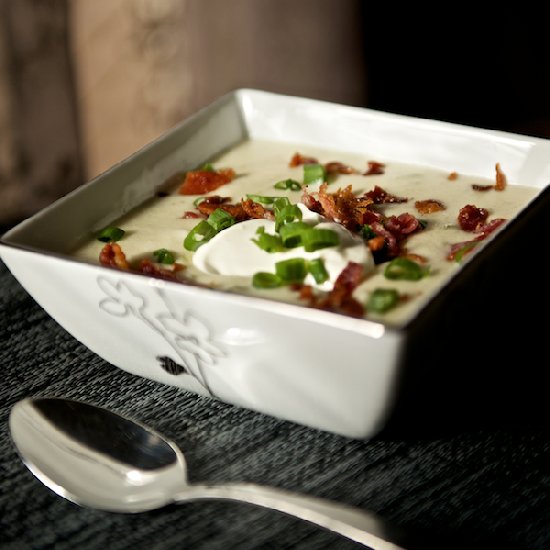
[1,258,548,550]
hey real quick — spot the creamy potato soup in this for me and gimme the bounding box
[72,139,539,326]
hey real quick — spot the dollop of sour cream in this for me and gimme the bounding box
[192,204,374,291]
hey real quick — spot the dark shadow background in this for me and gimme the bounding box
[363,8,550,139]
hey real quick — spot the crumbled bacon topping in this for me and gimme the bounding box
[99,243,130,270]
[290,153,384,177]
[325,161,357,174]
[415,199,445,214]
[457,204,489,231]
[448,217,507,261]
[364,185,407,204]
[472,184,494,192]
[178,168,236,195]
[363,161,386,175]
[300,262,365,318]
[495,162,507,191]
[447,171,459,181]
[289,152,318,167]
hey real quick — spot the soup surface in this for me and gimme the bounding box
[72,139,539,326]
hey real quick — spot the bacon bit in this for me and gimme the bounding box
[196,201,248,221]
[385,213,421,236]
[300,189,323,213]
[457,204,489,231]
[138,259,180,281]
[289,152,319,167]
[364,185,407,204]
[316,184,374,230]
[447,171,459,181]
[404,252,429,264]
[297,262,365,318]
[298,285,314,301]
[366,235,386,252]
[475,218,507,239]
[99,243,130,270]
[241,198,275,220]
[415,199,445,214]
[182,211,204,219]
[447,218,507,261]
[199,195,232,205]
[472,184,494,192]
[371,221,398,256]
[316,262,365,318]
[495,163,507,191]
[363,161,386,175]
[325,161,357,174]
[178,168,236,195]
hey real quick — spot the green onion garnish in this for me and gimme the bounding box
[303,163,327,186]
[274,197,302,231]
[183,220,218,251]
[308,258,329,284]
[301,228,340,252]
[275,258,308,284]
[367,288,399,313]
[453,242,478,263]
[252,227,286,252]
[279,221,311,248]
[184,208,236,251]
[199,162,214,172]
[360,224,376,240]
[246,194,278,206]
[384,257,429,281]
[97,226,125,242]
[153,248,175,264]
[252,272,281,288]
[274,178,302,191]
[207,208,236,232]
[193,196,207,207]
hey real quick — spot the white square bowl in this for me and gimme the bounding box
[2,89,549,438]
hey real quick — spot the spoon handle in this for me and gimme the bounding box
[177,483,405,549]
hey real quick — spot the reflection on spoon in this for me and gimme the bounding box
[9,397,405,549]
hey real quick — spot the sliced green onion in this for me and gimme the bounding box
[361,224,376,240]
[252,272,281,288]
[308,258,329,284]
[302,228,340,252]
[199,162,214,171]
[453,242,478,263]
[275,258,308,283]
[274,178,302,191]
[193,196,207,207]
[279,221,311,248]
[207,208,236,232]
[97,226,125,242]
[367,288,399,313]
[384,257,429,281]
[153,248,175,264]
[183,220,217,251]
[303,163,327,186]
[252,227,286,252]
[274,197,302,230]
[246,194,278,206]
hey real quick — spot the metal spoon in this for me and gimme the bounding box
[9,397,406,549]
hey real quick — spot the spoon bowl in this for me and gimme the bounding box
[10,397,406,549]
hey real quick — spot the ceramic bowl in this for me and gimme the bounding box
[2,89,549,438]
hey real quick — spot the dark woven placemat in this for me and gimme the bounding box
[1,258,548,549]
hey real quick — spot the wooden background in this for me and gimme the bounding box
[0,0,367,226]
[1,2,549,227]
